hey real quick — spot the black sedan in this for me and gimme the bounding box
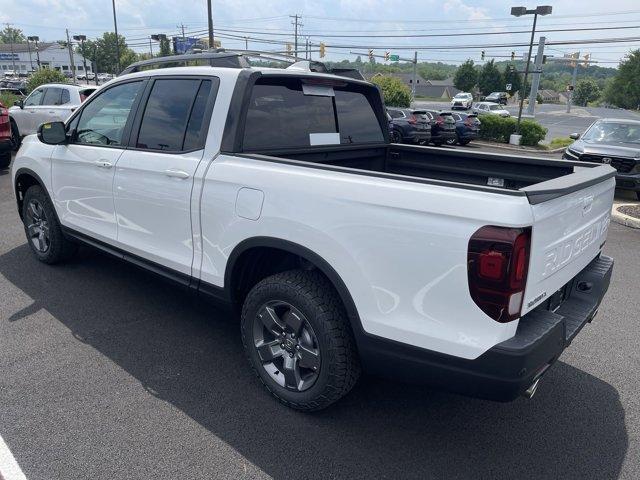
[387,108,431,144]
[563,118,640,200]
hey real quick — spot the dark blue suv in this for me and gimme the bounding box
[387,108,431,144]
[445,112,481,146]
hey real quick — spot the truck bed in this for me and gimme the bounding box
[242,144,616,205]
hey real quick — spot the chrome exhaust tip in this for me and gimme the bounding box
[523,378,541,399]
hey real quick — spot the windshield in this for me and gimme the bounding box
[489,104,502,111]
[489,92,501,96]
[454,94,470,99]
[582,121,640,144]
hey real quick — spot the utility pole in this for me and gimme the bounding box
[305,37,309,60]
[207,0,215,49]
[28,36,41,69]
[149,37,153,56]
[73,35,88,80]
[112,0,121,74]
[526,36,545,116]
[5,24,17,74]
[27,39,34,71]
[412,51,418,98]
[290,14,301,57]
[93,44,99,85]
[567,52,580,113]
[66,29,77,84]
[244,36,248,50]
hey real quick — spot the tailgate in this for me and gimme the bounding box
[521,166,615,315]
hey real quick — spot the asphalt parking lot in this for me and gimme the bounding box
[413,100,640,141]
[0,160,639,479]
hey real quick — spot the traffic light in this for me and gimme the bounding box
[319,42,326,58]
[481,50,485,60]
[368,49,374,61]
[384,51,390,61]
[286,43,292,55]
[583,54,590,67]
[510,51,515,61]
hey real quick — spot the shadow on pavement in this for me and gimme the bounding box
[0,244,628,480]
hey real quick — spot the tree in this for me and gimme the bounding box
[604,49,640,109]
[453,60,477,92]
[159,37,172,56]
[478,60,504,96]
[0,26,26,44]
[26,69,67,93]
[574,79,601,106]
[503,64,522,98]
[371,75,412,107]
[77,32,138,74]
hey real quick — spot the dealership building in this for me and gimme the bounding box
[0,42,92,75]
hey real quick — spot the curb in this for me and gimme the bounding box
[611,204,640,229]
[473,141,566,154]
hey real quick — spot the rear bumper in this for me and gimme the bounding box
[458,130,479,140]
[432,130,457,142]
[404,131,431,142]
[357,255,614,401]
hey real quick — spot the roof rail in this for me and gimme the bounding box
[119,49,365,81]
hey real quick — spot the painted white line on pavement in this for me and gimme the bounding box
[0,434,27,480]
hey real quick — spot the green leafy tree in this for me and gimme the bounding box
[573,79,601,106]
[503,64,522,97]
[0,26,26,44]
[26,69,67,93]
[453,60,477,92]
[160,37,172,56]
[478,60,504,96]
[604,49,640,109]
[371,75,412,107]
[77,32,138,74]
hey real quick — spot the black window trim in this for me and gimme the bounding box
[65,78,149,150]
[127,74,220,155]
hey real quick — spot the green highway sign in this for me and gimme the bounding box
[389,54,400,61]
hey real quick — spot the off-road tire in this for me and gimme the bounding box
[22,185,77,264]
[241,269,361,411]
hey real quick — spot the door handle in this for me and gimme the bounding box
[94,160,113,168]
[164,169,190,179]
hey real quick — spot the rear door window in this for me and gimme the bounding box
[42,87,63,106]
[136,78,216,152]
[243,78,383,150]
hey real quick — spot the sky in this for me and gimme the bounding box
[1,0,640,67]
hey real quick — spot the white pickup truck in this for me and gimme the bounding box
[11,53,615,410]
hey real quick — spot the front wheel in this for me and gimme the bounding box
[22,185,77,264]
[0,151,10,169]
[390,130,402,143]
[445,137,457,146]
[241,270,360,411]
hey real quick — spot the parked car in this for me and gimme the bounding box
[97,73,114,83]
[63,71,74,79]
[420,109,457,146]
[564,118,640,200]
[450,92,473,110]
[485,92,508,105]
[473,101,511,118]
[387,107,431,144]
[11,55,615,411]
[446,112,481,146]
[0,87,26,99]
[9,83,96,147]
[0,100,12,168]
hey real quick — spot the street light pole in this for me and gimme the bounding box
[207,0,215,49]
[112,0,121,74]
[73,35,88,81]
[510,5,552,136]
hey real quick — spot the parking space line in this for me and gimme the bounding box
[0,434,27,480]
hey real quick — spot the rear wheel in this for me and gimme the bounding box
[22,185,77,264]
[390,130,402,143]
[241,270,360,411]
[445,137,457,146]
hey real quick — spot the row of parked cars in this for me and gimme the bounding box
[387,107,481,146]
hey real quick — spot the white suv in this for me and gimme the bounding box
[450,92,473,110]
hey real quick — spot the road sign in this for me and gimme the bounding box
[506,83,512,91]
[389,54,399,61]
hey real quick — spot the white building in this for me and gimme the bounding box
[0,42,92,75]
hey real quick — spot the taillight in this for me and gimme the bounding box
[464,116,474,127]
[407,114,417,125]
[435,116,444,125]
[467,226,531,322]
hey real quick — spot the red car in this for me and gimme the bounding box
[0,101,12,169]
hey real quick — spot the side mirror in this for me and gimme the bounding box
[569,133,580,140]
[14,99,24,109]
[37,121,67,145]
